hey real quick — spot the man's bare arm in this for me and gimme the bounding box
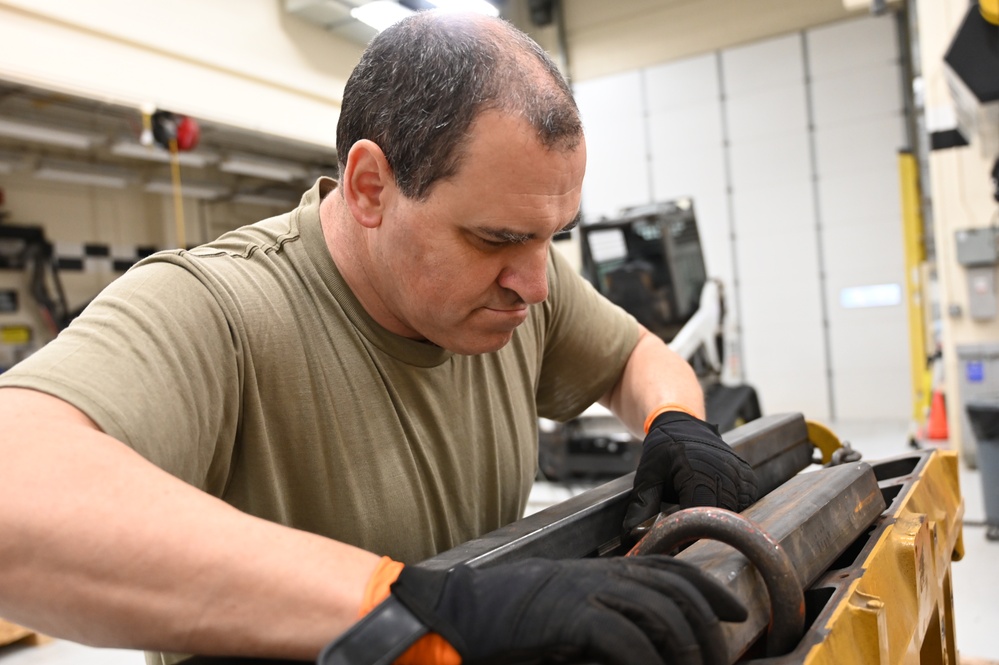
[0,387,380,659]
[599,325,705,437]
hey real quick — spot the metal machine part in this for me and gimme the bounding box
[660,462,884,662]
[183,416,965,665]
[756,449,964,664]
[628,507,806,659]
[428,412,815,571]
[417,423,962,664]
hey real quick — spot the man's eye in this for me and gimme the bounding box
[479,237,506,248]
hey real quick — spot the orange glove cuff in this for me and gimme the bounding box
[360,557,462,665]
[643,403,701,434]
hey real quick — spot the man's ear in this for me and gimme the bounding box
[342,139,394,229]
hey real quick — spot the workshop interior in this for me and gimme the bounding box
[0,0,998,663]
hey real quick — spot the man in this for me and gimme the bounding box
[0,11,756,665]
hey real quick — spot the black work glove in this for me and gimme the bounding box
[391,556,747,665]
[622,411,758,541]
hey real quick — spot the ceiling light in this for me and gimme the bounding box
[35,162,132,188]
[145,179,229,200]
[427,0,499,17]
[232,193,299,207]
[111,140,218,168]
[0,119,102,150]
[219,154,307,182]
[350,1,415,32]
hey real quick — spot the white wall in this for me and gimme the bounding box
[575,13,910,421]
[0,0,363,148]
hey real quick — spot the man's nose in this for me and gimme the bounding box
[497,244,549,305]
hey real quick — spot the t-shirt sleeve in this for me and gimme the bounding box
[0,260,241,495]
[535,247,640,422]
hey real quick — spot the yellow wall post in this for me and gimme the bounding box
[898,151,931,426]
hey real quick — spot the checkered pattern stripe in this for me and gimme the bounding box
[54,242,164,273]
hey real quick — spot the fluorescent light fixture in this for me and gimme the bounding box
[145,179,229,200]
[219,154,307,183]
[0,118,102,150]
[427,0,499,16]
[232,192,298,207]
[840,283,902,309]
[35,162,133,188]
[111,140,218,168]
[351,1,415,32]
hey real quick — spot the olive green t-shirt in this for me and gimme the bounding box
[1,178,639,561]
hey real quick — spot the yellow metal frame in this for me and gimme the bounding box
[806,420,843,465]
[758,449,964,664]
[898,152,932,426]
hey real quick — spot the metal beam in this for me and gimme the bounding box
[674,462,885,661]
[422,412,816,571]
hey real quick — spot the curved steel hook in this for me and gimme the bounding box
[627,506,805,658]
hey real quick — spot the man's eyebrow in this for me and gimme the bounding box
[558,211,582,235]
[475,211,582,244]
[478,228,535,244]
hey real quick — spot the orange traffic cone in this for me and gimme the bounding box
[927,390,949,440]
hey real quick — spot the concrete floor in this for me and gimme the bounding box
[1,418,996,664]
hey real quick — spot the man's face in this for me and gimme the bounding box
[368,110,586,355]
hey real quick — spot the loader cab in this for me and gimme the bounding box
[579,200,707,346]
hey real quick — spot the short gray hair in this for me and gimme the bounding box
[336,12,582,200]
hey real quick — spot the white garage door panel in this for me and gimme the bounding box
[574,14,906,421]
[737,228,823,304]
[821,225,906,284]
[647,104,724,148]
[651,142,725,196]
[814,116,907,177]
[741,323,829,418]
[731,181,815,237]
[575,70,644,119]
[722,34,804,97]
[834,367,910,419]
[810,65,903,126]
[686,193,734,288]
[740,290,824,344]
[741,307,826,360]
[576,72,650,220]
[748,368,831,419]
[828,310,909,366]
[738,269,824,317]
[728,133,812,188]
[644,53,720,111]
[818,169,904,226]
[807,15,899,76]
[726,86,809,141]
[737,219,826,419]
